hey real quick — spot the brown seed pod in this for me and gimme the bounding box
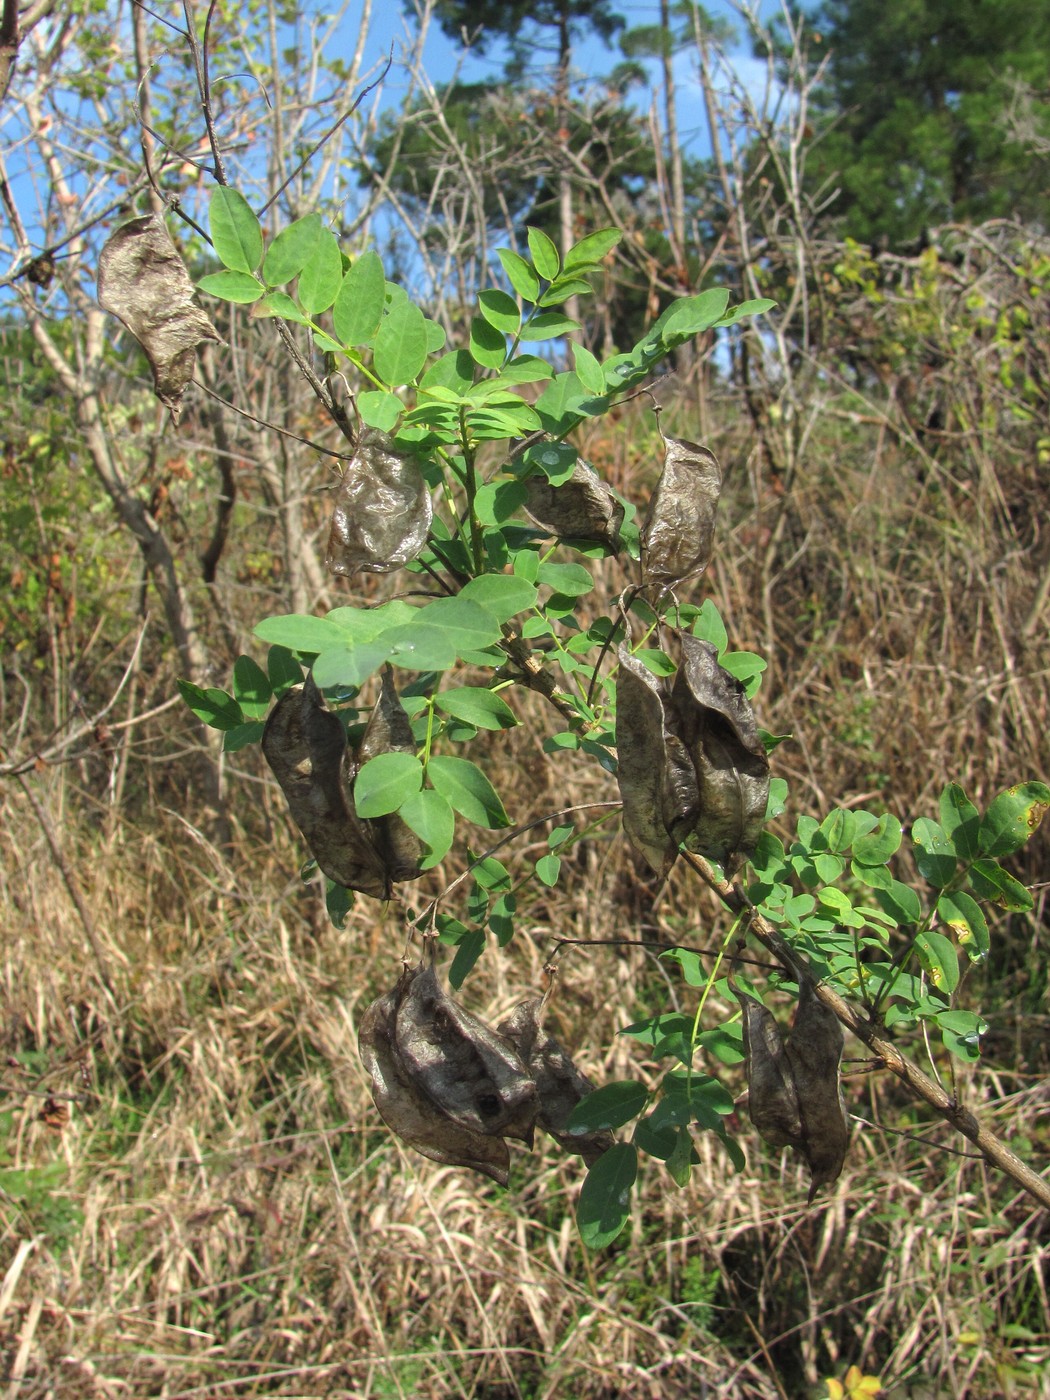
[97,214,222,425]
[497,1000,616,1166]
[786,982,850,1200]
[261,679,390,899]
[326,428,433,576]
[614,646,700,876]
[358,668,423,883]
[359,980,510,1185]
[523,458,624,549]
[640,435,722,592]
[734,986,802,1149]
[395,966,538,1144]
[669,635,770,867]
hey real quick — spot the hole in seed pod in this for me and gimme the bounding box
[476,1093,502,1118]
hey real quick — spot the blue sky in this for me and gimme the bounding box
[354,0,780,159]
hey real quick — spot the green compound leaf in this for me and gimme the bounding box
[497,248,541,302]
[177,680,243,731]
[374,299,429,385]
[534,852,561,886]
[353,752,424,818]
[937,890,990,961]
[564,227,621,271]
[478,288,522,335]
[332,250,385,347]
[209,188,262,273]
[915,929,960,994]
[939,783,980,859]
[357,390,403,432]
[262,212,324,287]
[458,573,538,621]
[969,858,1033,912]
[978,782,1050,858]
[852,813,903,866]
[398,788,455,868]
[469,315,507,368]
[427,755,509,828]
[935,1009,986,1062]
[873,878,922,925]
[232,655,272,719]
[448,927,486,988]
[911,817,958,888]
[310,638,390,690]
[267,646,303,696]
[527,226,561,280]
[577,1143,637,1250]
[435,687,518,731]
[197,269,264,303]
[568,1080,648,1133]
[253,613,349,655]
[295,225,343,316]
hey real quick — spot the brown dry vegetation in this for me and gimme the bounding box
[2,226,1049,1400]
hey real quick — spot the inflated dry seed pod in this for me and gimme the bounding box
[614,646,700,876]
[358,669,423,883]
[497,1000,616,1166]
[669,635,770,866]
[97,214,222,425]
[524,458,624,549]
[395,966,538,1144]
[734,987,802,1150]
[359,980,510,1185]
[261,679,390,899]
[786,982,850,1200]
[640,435,722,592]
[326,428,432,576]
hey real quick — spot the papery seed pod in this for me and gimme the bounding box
[734,987,802,1149]
[669,635,770,866]
[524,458,625,549]
[326,428,433,576]
[497,1000,616,1166]
[640,435,722,592]
[261,679,390,899]
[358,668,423,883]
[395,966,538,1144]
[786,982,850,1199]
[359,981,510,1185]
[614,646,700,876]
[97,215,222,425]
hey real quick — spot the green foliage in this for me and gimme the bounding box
[800,0,1050,247]
[180,188,1047,1247]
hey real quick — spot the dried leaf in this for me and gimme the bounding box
[498,1000,616,1165]
[614,646,699,875]
[325,428,432,576]
[786,982,850,1199]
[261,679,390,899]
[96,214,221,425]
[359,982,510,1185]
[669,635,770,866]
[640,435,722,591]
[395,965,537,1144]
[359,668,423,883]
[524,458,624,548]
[734,987,802,1149]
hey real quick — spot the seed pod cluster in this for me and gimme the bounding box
[262,670,423,898]
[734,981,850,1199]
[615,637,769,873]
[326,428,432,576]
[360,975,615,1182]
